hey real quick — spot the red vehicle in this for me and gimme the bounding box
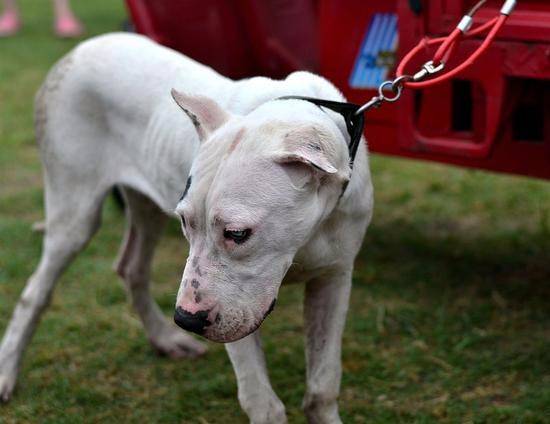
[125,0,550,180]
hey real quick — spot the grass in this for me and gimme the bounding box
[1,1,549,422]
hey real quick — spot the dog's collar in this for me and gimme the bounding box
[276,96,365,170]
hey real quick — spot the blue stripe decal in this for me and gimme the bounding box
[376,14,397,85]
[349,13,398,89]
[366,13,387,88]
[350,14,376,87]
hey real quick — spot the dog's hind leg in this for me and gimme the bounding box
[115,187,206,359]
[0,184,108,402]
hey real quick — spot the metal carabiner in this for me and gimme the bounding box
[413,60,445,82]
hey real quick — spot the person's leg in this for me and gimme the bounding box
[52,0,83,38]
[0,0,21,37]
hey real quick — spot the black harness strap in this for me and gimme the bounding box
[276,96,365,169]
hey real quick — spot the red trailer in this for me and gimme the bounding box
[125,0,550,180]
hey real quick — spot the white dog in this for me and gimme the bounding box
[0,33,373,423]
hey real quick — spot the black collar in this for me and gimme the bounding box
[276,96,365,169]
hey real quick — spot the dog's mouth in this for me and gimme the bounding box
[176,299,277,343]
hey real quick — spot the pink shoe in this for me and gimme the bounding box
[54,15,84,38]
[0,11,21,37]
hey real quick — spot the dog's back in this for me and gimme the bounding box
[33,33,232,212]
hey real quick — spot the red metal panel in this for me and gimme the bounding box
[238,0,319,78]
[125,0,258,79]
[125,0,318,79]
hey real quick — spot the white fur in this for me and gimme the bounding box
[0,33,373,423]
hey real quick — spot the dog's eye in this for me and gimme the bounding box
[223,228,251,244]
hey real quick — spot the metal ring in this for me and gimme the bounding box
[378,80,403,102]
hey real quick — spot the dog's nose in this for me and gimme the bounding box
[174,307,211,335]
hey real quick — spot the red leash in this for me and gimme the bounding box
[356,0,516,114]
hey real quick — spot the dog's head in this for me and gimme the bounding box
[171,89,350,342]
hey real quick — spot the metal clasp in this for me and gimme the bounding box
[413,60,445,82]
[426,60,445,73]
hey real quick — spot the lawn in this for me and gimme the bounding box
[1,1,549,422]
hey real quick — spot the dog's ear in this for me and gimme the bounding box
[171,89,229,141]
[272,125,340,175]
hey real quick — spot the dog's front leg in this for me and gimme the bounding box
[226,332,287,424]
[303,270,352,424]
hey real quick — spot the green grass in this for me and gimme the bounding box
[1,1,549,422]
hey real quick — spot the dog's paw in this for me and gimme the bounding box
[246,398,287,424]
[303,398,341,424]
[240,389,287,424]
[0,372,16,403]
[151,329,207,359]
